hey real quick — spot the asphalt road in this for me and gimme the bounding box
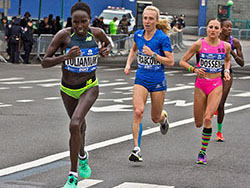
[0,57,250,188]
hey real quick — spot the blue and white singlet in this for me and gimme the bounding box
[63,29,99,73]
[134,29,172,81]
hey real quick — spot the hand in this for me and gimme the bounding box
[99,42,110,57]
[194,67,206,78]
[66,46,81,59]
[124,65,130,75]
[224,72,231,81]
[143,44,153,56]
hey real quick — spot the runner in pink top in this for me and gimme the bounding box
[179,18,231,165]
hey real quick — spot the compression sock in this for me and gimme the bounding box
[200,128,212,154]
[217,123,223,133]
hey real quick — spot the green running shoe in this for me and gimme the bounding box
[79,151,91,179]
[63,174,78,188]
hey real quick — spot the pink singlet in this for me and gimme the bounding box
[195,38,225,96]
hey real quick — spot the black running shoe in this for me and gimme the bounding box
[128,149,143,162]
[160,110,169,135]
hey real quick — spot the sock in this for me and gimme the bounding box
[134,146,140,151]
[217,123,223,133]
[69,171,78,177]
[200,128,212,154]
[79,151,87,160]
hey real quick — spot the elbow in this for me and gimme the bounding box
[41,60,48,68]
[241,61,245,67]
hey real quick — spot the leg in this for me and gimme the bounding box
[132,84,148,147]
[193,87,207,128]
[150,90,166,123]
[217,74,233,128]
[61,86,99,172]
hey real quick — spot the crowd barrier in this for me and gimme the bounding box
[0,30,186,63]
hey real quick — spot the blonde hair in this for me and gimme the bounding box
[143,6,160,20]
[156,19,171,35]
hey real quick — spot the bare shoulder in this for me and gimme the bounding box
[54,28,71,39]
[89,26,105,36]
[224,41,232,52]
[233,37,242,48]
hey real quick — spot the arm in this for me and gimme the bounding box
[179,40,206,77]
[224,42,231,81]
[231,38,244,67]
[124,41,137,74]
[41,29,80,68]
[91,27,111,57]
[143,44,174,67]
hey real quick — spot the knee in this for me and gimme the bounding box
[69,117,81,135]
[195,120,203,128]
[204,114,213,126]
[134,107,144,119]
[151,115,161,124]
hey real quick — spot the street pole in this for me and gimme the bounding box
[3,0,8,16]
[227,0,234,19]
[61,0,64,27]
[18,0,21,16]
[38,0,42,24]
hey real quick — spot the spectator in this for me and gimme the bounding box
[0,16,8,31]
[109,17,118,34]
[117,14,131,34]
[65,17,72,28]
[53,16,62,34]
[20,12,31,28]
[172,22,183,33]
[39,17,52,34]
[92,16,100,27]
[178,14,185,29]
[21,20,34,64]
[7,18,22,63]
[170,15,178,28]
[98,16,107,32]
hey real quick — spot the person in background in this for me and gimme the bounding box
[216,19,244,141]
[21,20,34,64]
[7,18,22,64]
[178,14,185,29]
[117,14,131,34]
[39,17,52,34]
[109,17,118,35]
[65,17,72,28]
[53,16,62,34]
[172,22,183,33]
[20,12,31,28]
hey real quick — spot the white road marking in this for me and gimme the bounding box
[44,97,61,100]
[237,76,250,80]
[165,70,180,74]
[91,104,133,112]
[0,104,12,108]
[16,100,34,103]
[115,79,125,81]
[232,92,250,97]
[77,179,103,187]
[19,86,33,89]
[37,83,60,87]
[99,80,110,83]
[0,79,60,85]
[99,82,128,87]
[113,182,174,188]
[167,85,194,92]
[114,86,133,91]
[183,73,196,76]
[0,77,24,81]
[0,87,10,90]
[0,104,250,177]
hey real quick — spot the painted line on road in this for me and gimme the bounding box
[0,79,60,85]
[112,182,174,188]
[1,104,250,177]
[0,77,24,82]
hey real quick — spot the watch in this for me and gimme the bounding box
[152,52,157,59]
[224,69,230,74]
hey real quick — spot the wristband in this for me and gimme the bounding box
[188,65,193,72]
[224,69,230,74]
[152,52,157,59]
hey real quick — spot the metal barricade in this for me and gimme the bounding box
[239,29,250,40]
[0,30,8,63]
[108,34,132,56]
